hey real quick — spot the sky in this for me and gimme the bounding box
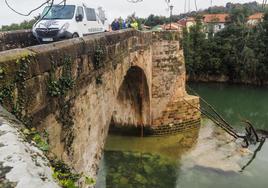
[0,0,264,26]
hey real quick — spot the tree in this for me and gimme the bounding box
[182,8,268,85]
[0,16,39,31]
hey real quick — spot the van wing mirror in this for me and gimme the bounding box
[75,14,83,22]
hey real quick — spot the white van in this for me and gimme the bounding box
[32,1,108,43]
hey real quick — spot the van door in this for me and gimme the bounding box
[75,6,86,36]
[85,8,103,34]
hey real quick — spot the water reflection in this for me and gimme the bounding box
[98,151,177,188]
[97,83,268,188]
[105,128,199,161]
[97,121,267,188]
[96,128,199,188]
[189,82,268,130]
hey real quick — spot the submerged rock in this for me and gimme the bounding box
[181,120,256,173]
[192,165,239,176]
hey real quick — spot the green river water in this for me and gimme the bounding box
[96,83,268,188]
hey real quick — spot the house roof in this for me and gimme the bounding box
[162,23,182,30]
[203,14,229,23]
[151,25,163,31]
[177,17,196,27]
[187,17,196,22]
[248,13,264,20]
[177,18,187,27]
[142,24,151,29]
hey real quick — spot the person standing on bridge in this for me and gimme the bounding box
[130,18,138,30]
[111,19,120,31]
[121,19,127,29]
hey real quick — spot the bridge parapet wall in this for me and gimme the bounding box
[0,29,151,123]
[0,30,38,52]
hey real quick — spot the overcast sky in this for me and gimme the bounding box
[0,0,264,26]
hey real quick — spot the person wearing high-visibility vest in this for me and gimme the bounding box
[130,19,139,30]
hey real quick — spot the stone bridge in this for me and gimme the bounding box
[0,29,200,181]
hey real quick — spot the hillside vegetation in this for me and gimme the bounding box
[182,3,268,85]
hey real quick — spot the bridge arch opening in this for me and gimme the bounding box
[110,66,150,135]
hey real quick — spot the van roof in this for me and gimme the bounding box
[61,0,97,8]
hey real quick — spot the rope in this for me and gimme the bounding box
[182,97,239,139]
[187,85,236,131]
[240,137,266,171]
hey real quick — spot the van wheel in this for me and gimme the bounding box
[72,33,79,38]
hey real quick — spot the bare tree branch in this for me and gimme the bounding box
[4,0,69,25]
[127,0,143,3]
[5,0,52,16]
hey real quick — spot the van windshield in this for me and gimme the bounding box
[42,5,75,20]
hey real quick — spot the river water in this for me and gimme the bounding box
[96,83,268,188]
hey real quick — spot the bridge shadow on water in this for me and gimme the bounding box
[96,123,200,188]
[96,118,268,188]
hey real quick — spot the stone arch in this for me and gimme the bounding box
[111,66,151,129]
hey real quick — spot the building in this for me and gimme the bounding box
[151,25,163,31]
[161,22,183,32]
[141,24,151,31]
[186,17,196,30]
[177,17,196,31]
[203,14,230,34]
[176,12,265,38]
[247,13,264,26]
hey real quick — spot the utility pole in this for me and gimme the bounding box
[184,0,187,13]
[188,0,191,12]
[170,5,174,29]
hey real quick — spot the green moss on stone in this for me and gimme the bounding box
[0,49,34,64]
[0,66,5,79]
[93,46,106,70]
[47,56,75,97]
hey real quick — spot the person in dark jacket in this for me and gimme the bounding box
[119,17,126,29]
[111,19,120,31]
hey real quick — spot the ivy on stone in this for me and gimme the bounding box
[47,56,75,97]
[96,75,103,85]
[93,46,105,70]
[0,66,5,79]
[51,163,96,188]
[0,85,13,105]
[0,54,34,125]
[23,128,49,152]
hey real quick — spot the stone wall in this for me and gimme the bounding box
[151,32,186,120]
[148,96,200,135]
[0,30,38,52]
[151,31,201,133]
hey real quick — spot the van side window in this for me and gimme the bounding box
[86,8,97,21]
[76,6,84,19]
